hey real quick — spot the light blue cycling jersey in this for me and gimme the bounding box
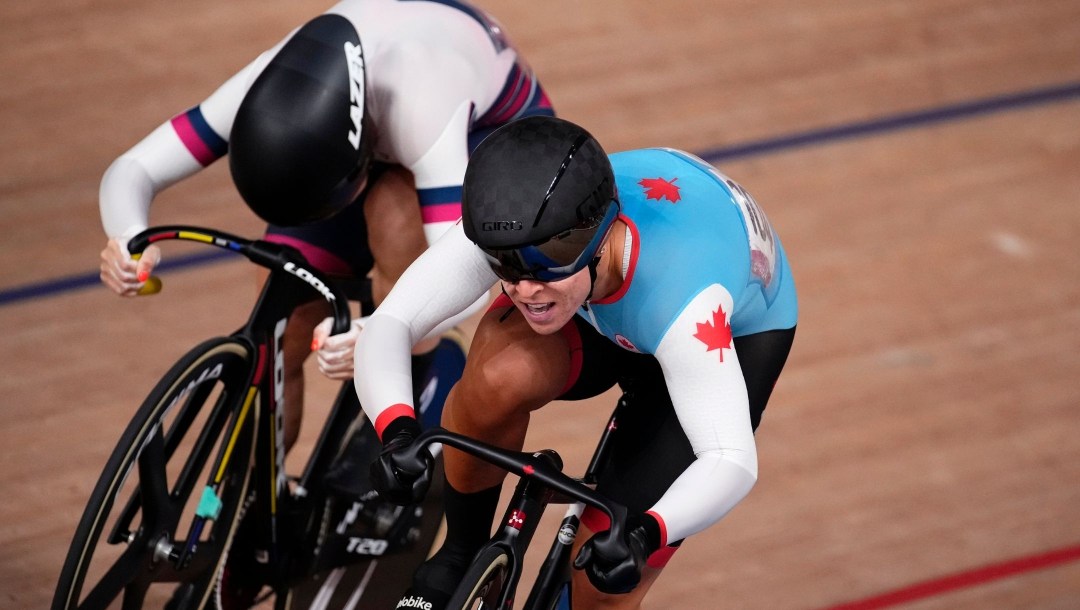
[357,146,798,545]
[579,148,798,356]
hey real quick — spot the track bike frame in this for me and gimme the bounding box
[129,226,354,579]
[397,394,634,610]
[53,225,444,609]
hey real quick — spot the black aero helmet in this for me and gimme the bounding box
[230,14,374,226]
[462,116,619,282]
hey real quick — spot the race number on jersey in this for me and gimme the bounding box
[665,149,780,299]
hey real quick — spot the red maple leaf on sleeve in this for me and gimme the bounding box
[638,177,680,203]
[693,305,733,362]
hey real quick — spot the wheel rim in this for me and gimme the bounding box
[465,553,509,610]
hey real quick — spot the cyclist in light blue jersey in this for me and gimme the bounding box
[342,116,797,609]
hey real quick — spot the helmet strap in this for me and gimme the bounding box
[582,256,602,311]
[498,284,516,322]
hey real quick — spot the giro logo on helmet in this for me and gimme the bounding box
[481,220,523,231]
[344,41,365,150]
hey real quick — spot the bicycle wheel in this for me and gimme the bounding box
[53,337,257,610]
[446,546,513,610]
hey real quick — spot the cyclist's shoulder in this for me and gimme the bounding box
[610,147,712,172]
[610,148,744,230]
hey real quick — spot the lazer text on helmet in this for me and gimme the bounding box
[344,41,365,150]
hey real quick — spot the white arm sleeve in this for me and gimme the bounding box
[99,56,265,239]
[377,42,477,243]
[355,289,488,348]
[412,100,473,245]
[354,224,495,426]
[406,100,488,330]
[648,284,758,543]
[99,125,203,239]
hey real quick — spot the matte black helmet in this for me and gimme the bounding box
[230,14,374,226]
[461,116,618,282]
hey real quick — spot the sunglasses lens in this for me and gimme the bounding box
[480,201,619,283]
[484,250,543,283]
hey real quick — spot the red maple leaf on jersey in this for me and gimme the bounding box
[693,305,733,362]
[639,177,680,203]
[615,334,639,352]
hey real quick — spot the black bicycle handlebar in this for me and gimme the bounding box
[408,427,633,560]
[128,225,352,335]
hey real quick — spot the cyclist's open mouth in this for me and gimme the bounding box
[524,302,554,315]
[515,299,568,331]
[519,301,560,325]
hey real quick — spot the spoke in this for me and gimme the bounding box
[121,577,153,610]
[173,393,233,502]
[163,382,216,458]
[137,425,175,530]
[108,485,143,546]
[78,544,146,609]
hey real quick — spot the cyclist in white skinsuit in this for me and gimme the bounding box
[96,0,555,461]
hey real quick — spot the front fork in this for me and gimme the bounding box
[492,450,562,608]
[524,503,581,610]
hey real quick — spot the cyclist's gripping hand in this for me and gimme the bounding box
[370,417,433,505]
[99,234,161,297]
[313,316,364,380]
[573,512,662,594]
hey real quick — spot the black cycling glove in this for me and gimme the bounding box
[573,512,661,594]
[369,417,433,505]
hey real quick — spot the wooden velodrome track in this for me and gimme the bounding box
[2,0,1078,608]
